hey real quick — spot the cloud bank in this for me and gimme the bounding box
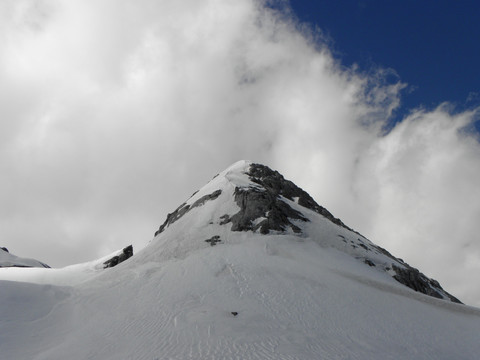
[1,0,479,306]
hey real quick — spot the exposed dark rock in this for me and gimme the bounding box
[191,190,222,209]
[155,203,190,236]
[103,256,120,268]
[1,247,8,252]
[354,240,462,303]
[231,312,238,316]
[358,243,369,251]
[351,240,462,303]
[247,164,355,232]
[364,259,376,267]
[217,163,372,236]
[219,214,231,225]
[391,264,462,303]
[220,163,356,235]
[218,164,317,234]
[155,190,222,236]
[205,235,222,246]
[103,245,134,269]
[155,163,353,237]
[227,186,307,234]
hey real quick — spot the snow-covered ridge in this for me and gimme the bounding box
[0,247,50,269]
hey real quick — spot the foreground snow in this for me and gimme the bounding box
[1,237,479,360]
[1,161,479,359]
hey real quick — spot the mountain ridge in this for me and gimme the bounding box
[0,246,50,269]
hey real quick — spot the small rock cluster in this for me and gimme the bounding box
[205,235,222,246]
[103,245,134,269]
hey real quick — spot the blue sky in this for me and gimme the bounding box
[288,0,480,127]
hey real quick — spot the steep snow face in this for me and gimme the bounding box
[0,247,50,268]
[151,161,461,303]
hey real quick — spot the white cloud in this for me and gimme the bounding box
[0,0,479,306]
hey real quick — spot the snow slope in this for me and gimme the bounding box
[0,247,50,269]
[0,247,131,286]
[1,160,479,359]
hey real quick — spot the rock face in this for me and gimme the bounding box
[103,245,134,269]
[204,235,222,246]
[391,264,462,303]
[220,164,353,235]
[364,242,463,304]
[221,186,307,234]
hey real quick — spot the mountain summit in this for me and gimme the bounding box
[153,160,461,303]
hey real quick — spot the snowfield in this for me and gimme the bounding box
[1,161,479,359]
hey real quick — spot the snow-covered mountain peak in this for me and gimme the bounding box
[151,161,462,304]
[154,160,346,236]
[1,162,478,360]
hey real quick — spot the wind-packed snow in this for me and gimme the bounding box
[1,161,479,360]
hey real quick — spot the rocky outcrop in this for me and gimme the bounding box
[357,241,462,303]
[391,264,462,303]
[220,163,353,235]
[221,186,307,234]
[103,245,134,269]
[1,247,9,253]
[248,164,354,231]
[205,235,222,246]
